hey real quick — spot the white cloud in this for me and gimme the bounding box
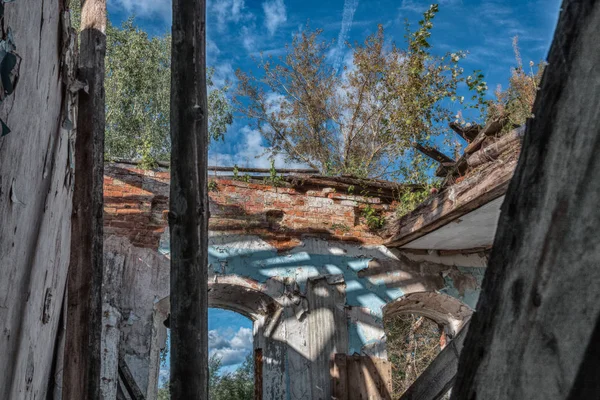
[209,0,252,31]
[212,63,237,87]
[333,0,359,72]
[262,0,287,36]
[208,327,253,366]
[207,39,221,65]
[230,327,253,349]
[241,25,257,52]
[209,329,231,349]
[209,126,308,169]
[108,0,171,19]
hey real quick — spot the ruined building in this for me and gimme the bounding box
[1,0,599,399]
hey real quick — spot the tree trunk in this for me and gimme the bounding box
[452,1,600,399]
[63,1,106,399]
[169,0,209,398]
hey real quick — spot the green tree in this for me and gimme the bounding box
[234,4,486,180]
[487,36,546,129]
[156,354,254,400]
[104,19,233,167]
[69,4,233,168]
[210,354,254,400]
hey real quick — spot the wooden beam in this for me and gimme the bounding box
[400,321,470,400]
[169,0,209,398]
[466,126,523,168]
[449,122,481,142]
[412,143,455,164]
[63,1,106,399]
[435,162,455,178]
[464,117,508,155]
[384,150,518,248]
[108,158,320,174]
[453,1,600,399]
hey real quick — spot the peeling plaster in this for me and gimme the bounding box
[158,232,484,355]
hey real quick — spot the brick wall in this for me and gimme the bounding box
[104,164,393,249]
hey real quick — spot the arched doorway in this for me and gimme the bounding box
[157,308,255,399]
[150,276,285,400]
[382,292,473,398]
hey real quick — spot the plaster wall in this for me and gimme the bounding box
[101,165,486,399]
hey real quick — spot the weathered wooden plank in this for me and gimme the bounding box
[413,143,455,164]
[335,355,392,399]
[400,321,469,400]
[169,0,209,398]
[449,122,481,142]
[464,117,508,154]
[466,127,523,168]
[452,1,600,399]
[435,162,456,178]
[384,151,518,248]
[63,1,106,399]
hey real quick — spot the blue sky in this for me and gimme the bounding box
[108,0,562,376]
[107,0,562,170]
[160,309,252,384]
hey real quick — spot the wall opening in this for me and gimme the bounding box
[384,313,445,398]
[156,308,255,400]
[382,292,473,399]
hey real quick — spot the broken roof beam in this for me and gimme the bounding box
[435,162,455,178]
[288,175,421,200]
[449,122,482,142]
[466,126,524,168]
[384,149,518,248]
[412,142,455,164]
[464,116,510,155]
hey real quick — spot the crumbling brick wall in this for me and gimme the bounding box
[104,163,393,249]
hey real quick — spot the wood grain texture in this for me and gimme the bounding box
[63,1,106,399]
[385,149,518,248]
[452,1,600,399]
[169,0,210,398]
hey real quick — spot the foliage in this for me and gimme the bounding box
[384,314,443,398]
[487,37,546,130]
[210,354,254,400]
[157,385,170,400]
[232,165,251,182]
[235,5,486,180]
[104,19,233,168]
[208,180,219,192]
[156,353,254,400]
[395,188,430,218]
[263,159,283,186]
[331,223,350,232]
[362,204,385,230]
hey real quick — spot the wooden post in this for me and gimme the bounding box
[452,1,600,399]
[331,354,349,400]
[169,0,209,398]
[63,0,106,399]
[254,348,263,400]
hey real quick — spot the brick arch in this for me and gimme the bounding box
[382,291,473,336]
